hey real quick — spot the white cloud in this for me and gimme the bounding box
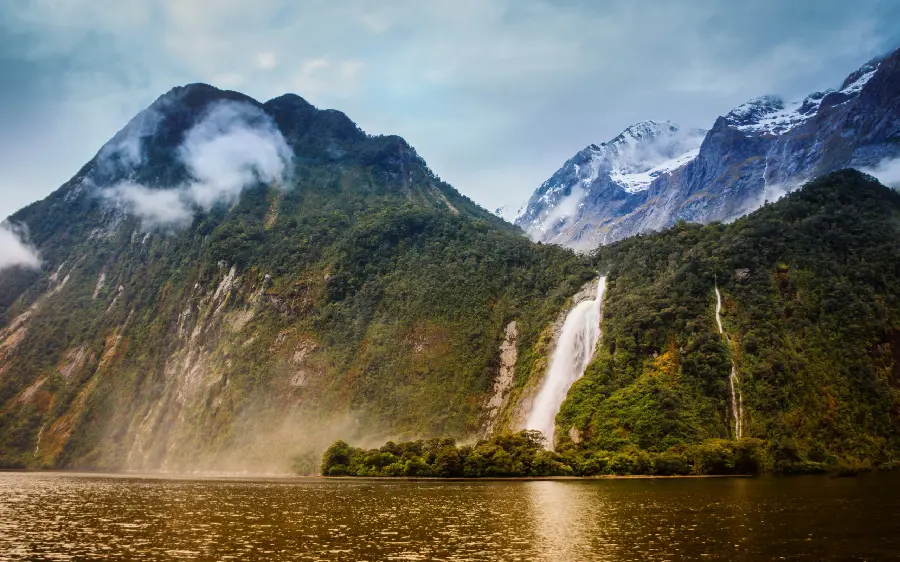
[102,100,293,229]
[1,0,898,220]
[103,182,193,229]
[0,223,41,271]
[180,101,293,209]
[542,185,585,233]
[861,157,900,188]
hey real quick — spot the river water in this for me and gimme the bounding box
[1,472,898,560]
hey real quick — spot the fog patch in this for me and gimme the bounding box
[95,96,173,179]
[180,101,293,209]
[860,157,900,189]
[543,184,585,231]
[613,126,706,171]
[102,101,293,229]
[207,408,392,475]
[0,223,41,271]
[103,182,194,229]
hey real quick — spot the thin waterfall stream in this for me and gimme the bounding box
[715,284,743,439]
[525,277,607,449]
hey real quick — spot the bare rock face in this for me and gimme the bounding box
[568,425,582,445]
[517,49,900,250]
[482,321,519,435]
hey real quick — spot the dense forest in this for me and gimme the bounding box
[321,430,763,477]
[326,170,900,476]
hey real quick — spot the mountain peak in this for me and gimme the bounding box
[609,120,679,146]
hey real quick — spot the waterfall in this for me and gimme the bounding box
[715,285,743,439]
[526,277,607,449]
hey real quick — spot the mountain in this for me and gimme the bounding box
[518,48,900,250]
[330,170,900,477]
[516,121,706,250]
[0,84,592,472]
[557,170,900,473]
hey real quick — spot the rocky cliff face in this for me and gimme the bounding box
[518,48,900,250]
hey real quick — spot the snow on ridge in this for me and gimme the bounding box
[726,58,882,136]
[727,96,818,135]
[610,147,700,193]
[604,122,705,193]
[518,119,705,235]
[839,67,878,95]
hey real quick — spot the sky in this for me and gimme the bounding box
[1,0,900,221]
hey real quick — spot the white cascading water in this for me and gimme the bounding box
[715,285,743,439]
[526,277,607,449]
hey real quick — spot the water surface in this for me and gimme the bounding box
[1,472,898,560]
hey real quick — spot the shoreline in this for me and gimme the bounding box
[0,469,757,481]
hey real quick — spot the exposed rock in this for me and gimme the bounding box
[483,321,519,435]
[92,272,106,299]
[568,425,582,445]
[58,346,88,380]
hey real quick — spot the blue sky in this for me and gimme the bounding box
[1,0,899,220]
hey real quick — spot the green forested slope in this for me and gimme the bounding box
[561,169,900,472]
[324,170,900,477]
[0,84,591,471]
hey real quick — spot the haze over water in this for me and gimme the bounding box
[1,472,898,561]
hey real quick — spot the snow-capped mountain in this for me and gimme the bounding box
[517,49,900,250]
[515,121,705,249]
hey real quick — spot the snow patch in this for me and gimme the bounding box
[726,59,881,136]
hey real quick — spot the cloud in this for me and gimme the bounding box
[541,185,585,234]
[861,157,900,188]
[0,223,41,271]
[180,101,293,209]
[102,100,293,229]
[95,103,166,177]
[102,182,194,229]
[1,0,899,220]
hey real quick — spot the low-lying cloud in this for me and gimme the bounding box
[102,100,293,229]
[861,157,900,188]
[180,101,293,209]
[103,182,194,229]
[0,223,41,271]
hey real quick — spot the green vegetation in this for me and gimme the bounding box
[562,170,900,473]
[3,87,899,482]
[0,98,591,470]
[328,170,900,476]
[321,430,763,477]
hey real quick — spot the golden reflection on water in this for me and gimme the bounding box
[0,473,898,561]
[524,481,612,560]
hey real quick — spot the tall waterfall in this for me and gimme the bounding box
[526,277,607,449]
[715,285,743,439]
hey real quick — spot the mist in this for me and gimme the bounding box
[861,157,900,188]
[0,223,40,272]
[95,104,166,178]
[612,125,706,171]
[102,182,194,229]
[102,100,293,229]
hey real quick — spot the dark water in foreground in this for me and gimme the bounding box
[1,472,899,561]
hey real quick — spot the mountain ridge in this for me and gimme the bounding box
[517,48,900,250]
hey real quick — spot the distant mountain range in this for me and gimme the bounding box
[516,48,900,250]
